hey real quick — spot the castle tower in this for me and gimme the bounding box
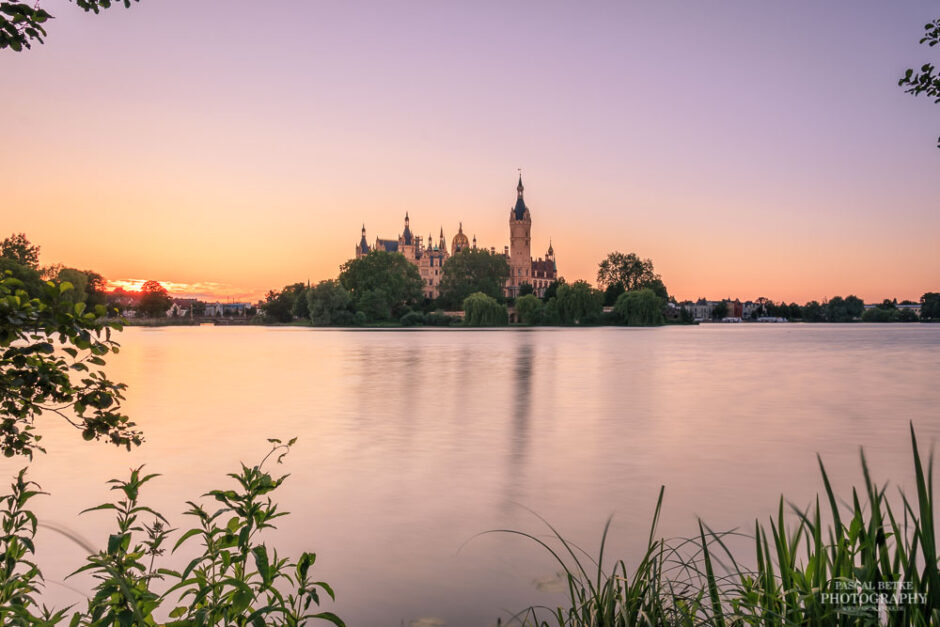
[356,224,370,258]
[508,174,532,296]
[399,212,416,260]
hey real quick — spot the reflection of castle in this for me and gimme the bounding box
[355,176,558,299]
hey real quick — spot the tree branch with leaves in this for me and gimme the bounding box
[899,18,940,147]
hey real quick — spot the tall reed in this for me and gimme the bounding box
[500,423,939,626]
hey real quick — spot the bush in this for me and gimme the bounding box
[0,441,343,625]
[861,307,899,322]
[462,292,508,326]
[514,294,544,325]
[400,311,425,326]
[613,288,665,326]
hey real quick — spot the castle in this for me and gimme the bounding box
[355,175,557,299]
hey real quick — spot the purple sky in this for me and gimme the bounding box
[2,0,938,301]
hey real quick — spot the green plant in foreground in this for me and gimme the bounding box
[500,423,940,626]
[0,439,343,626]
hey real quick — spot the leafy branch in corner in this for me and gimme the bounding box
[0,0,139,52]
[899,18,940,147]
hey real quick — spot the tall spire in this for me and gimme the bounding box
[512,171,529,220]
[402,211,413,245]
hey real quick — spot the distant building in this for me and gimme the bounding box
[355,175,558,298]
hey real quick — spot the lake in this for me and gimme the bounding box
[4,324,939,626]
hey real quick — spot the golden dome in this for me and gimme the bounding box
[451,222,470,253]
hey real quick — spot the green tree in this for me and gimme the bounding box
[306,280,352,326]
[357,288,392,321]
[438,249,510,309]
[542,278,565,302]
[56,268,89,304]
[825,296,850,322]
[899,18,940,147]
[517,282,534,297]
[0,258,42,296]
[339,251,423,317]
[136,280,172,318]
[0,233,39,269]
[261,283,305,323]
[921,292,940,320]
[862,306,899,322]
[614,288,665,326]
[463,292,507,326]
[802,300,825,322]
[291,286,311,320]
[711,301,729,321]
[597,252,667,298]
[1,0,139,52]
[0,272,141,458]
[602,283,625,307]
[515,293,544,325]
[555,280,603,325]
[844,295,865,320]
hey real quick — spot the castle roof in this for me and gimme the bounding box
[513,174,529,220]
[377,238,399,252]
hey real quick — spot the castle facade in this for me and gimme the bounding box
[355,176,557,299]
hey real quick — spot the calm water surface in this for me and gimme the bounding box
[4,324,939,626]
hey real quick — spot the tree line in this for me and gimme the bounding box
[260,250,672,327]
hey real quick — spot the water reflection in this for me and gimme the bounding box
[503,334,534,511]
[3,325,939,627]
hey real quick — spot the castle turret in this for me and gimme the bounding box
[356,224,370,258]
[398,212,416,260]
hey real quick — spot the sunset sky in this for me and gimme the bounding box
[2,0,938,303]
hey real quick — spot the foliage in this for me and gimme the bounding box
[306,280,352,326]
[0,441,344,625]
[859,303,919,322]
[801,300,825,322]
[899,18,940,147]
[596,252,667,299]
[1,0,139,52]
[710,301,729,320]
[502,424,940,626]
[613,288,665,326]
[824,295,864,322]
[438,249,510,309]
[0,469,70,624]
[356,289,392,322]
[0,258,43,297]
[517,282,534,297]
[463,292,507,326]
[554,281,603,325]
[261,283,305,323]
[921,292,940,320]
[514,294,544,325]
[290,287,311,320]
[136,280,172,318]
[339,251,422,318]
[602,283,625,307]
[57,268,89,305]
[423,311,457,326]
[400,311,425,326]
[0,272,141,458]
[542,279,565,303]
[0,234,39,269]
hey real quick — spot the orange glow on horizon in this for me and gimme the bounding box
[106,279,261,303]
